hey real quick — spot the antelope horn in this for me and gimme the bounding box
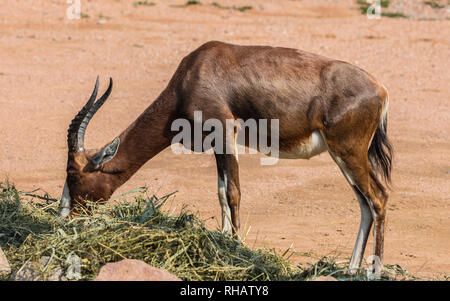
[67,77,113,152]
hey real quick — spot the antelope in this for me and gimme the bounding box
[60,41,392,273]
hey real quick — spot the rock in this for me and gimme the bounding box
[10,262,41,281]
[95,259,181,281]
[47,267,67,281]
[10,256,67,281]
[40,256,67,281]
[312,276,338,281]
[0,247,11,277]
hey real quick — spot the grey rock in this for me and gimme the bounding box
[10,262,41,281]
[10,256,67,281]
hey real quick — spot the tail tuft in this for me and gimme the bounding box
[368,107,393,191]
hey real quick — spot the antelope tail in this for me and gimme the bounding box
[368,91,393,194]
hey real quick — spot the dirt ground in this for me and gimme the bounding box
[0,0,449,279]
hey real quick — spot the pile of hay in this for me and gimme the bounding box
[0,181,418,281]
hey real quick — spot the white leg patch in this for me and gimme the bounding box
[334,156,355,185]
[327,150,355,186]
[319,130,355,186]
[319,131,375,271]
[234,130,239,162]
[59,180,72,218]
[218,173,232,234]
[349,192,373,272]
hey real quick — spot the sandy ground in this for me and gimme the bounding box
[0,0,449,279]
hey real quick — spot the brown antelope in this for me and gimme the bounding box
[60,41,392,273]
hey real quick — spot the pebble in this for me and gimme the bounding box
[0,247,11,277]
[10,256,67,281]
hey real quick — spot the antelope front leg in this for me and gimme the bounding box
[59,180,72,218]
[215,153,241,235]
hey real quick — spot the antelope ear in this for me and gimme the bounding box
[91,137,120,169]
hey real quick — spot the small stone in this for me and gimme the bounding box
[40,256,52,266]
[10,262,40,281]
[47,267,67,281]
[0,247,11,277]
[97,19,106,25]
[10,256,67,281]
[95,259,181,281]
[312,276,338,281]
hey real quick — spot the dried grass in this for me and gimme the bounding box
[0,181,428,281]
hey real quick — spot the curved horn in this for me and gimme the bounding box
[81,77,113,132]
[67,76,99,152]
[67,77,113,152]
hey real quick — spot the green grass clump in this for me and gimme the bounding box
[98,14,112,20]
[211,2,252,12]
[356,0,390,14]
[134,1,156,7]
[356,0,410,18]
[185,0,202,5]
[424,1,445,9]
[0,181,425,281]
[381,12,409,18]
[172,1,251,12]
[171,1,202,8]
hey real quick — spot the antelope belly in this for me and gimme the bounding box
[278,130,327,159]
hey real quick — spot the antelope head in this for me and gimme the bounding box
[59,77,121,218]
